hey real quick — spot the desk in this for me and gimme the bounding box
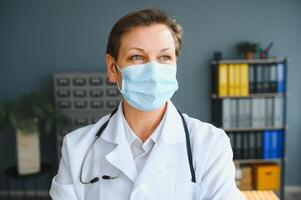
[242,190,279,200]
[4,163,52,200]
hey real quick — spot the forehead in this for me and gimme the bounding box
[119,23,175,52]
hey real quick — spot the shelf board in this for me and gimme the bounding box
[223,127,286,132]
[234,158,282,164]
[212,93,285,99]
[212,58,286,64]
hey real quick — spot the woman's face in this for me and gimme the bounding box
[107,23,177,84]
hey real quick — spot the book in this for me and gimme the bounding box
[230,99,238,128]
[236,133,242,159]
[249,64,255,94]
[270,130,284,158]
[258,98,266,128]
[244,99,251,127]
[263,130,272,159]
[243,133,250,159]
[229,64,236,96]
[222,99,231,129]
[255,64,263,93]
[249,132,256,159]
[241,64,249,96]
[265,98,274,127]
[251,98,260,128]
[277,63,285,93]
[271,131,278,158]
[262,64,270,93]
[233,132,238,159]
[273,97,284,127]
[269,64,277,92]
[277,130,284,158]
[213,99,222,127]
[238,99,245,128]
[238,99,252,127]
[218,64,228,96]
[228,133,235,150]
[255,132,262,159]
[234,64,241,96]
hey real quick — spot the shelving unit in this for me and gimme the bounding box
[210,58,287,199]
[234,159,282,165]
[212,93,285,99]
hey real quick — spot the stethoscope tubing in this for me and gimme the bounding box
[79,107,196,184]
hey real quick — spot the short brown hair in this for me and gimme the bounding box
[106,8,183,60]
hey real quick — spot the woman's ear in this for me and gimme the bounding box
[106,54,119,83]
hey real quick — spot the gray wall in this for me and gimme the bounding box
[0,0,300,190]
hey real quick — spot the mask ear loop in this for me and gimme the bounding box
[114,63,122,91]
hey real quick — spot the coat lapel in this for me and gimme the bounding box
[105,141,137,182]
[98,100,187,189]
[100,102,138,182]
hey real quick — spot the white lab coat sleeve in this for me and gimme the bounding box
[49,136,79,200]
[199,129,245,200]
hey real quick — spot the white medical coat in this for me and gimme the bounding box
[50,101,244,200]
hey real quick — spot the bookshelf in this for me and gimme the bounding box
[211,58,287,199]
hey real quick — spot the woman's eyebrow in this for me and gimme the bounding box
[126,47,145,52]
[126,47,172,52]
[160,48,171,52]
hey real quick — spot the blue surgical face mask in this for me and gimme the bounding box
[115,60,178,112]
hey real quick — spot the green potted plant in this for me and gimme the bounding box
[0,91,71,175]
[236,42,258,59]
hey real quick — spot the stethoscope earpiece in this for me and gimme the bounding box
[102,175,111,180]
[90,177,99,184]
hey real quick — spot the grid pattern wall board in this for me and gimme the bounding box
[54,73,121,163]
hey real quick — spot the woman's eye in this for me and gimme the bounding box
[131,55,144,61]
[160,55,172,61]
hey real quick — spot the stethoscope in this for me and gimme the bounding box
[80,106,196,184]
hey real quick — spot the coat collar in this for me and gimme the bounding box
[100,100,186,145]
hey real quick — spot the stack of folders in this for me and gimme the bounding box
[242,190,279,200]
[227,131,284,160]
[213,97,284,129]
[215,62,285,96]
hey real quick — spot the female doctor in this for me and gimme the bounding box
[50,8,244,200]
